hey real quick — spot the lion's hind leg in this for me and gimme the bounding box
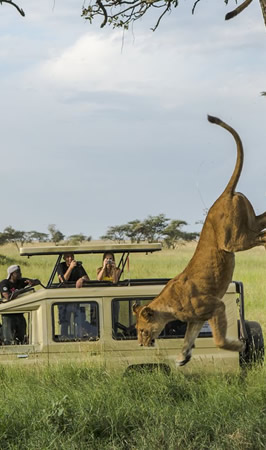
[255,231,266,246]
[176,321,205,367]
[208,300,245,352]
[256,211,266,230]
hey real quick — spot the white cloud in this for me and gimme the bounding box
[0,1,265,237]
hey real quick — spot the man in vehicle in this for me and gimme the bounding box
[0,265,40,344]
[57,253,89,288]
[57,253,90,337]
[0,265,40,301]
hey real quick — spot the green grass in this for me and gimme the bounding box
[0,242,265,449]
[0,365,265,449]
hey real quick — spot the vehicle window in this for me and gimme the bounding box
[112,298,212,340]
[0,313,30,346]
[52,302,99,342]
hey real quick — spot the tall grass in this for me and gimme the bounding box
[0,243,265,449]
[0,365,265,449]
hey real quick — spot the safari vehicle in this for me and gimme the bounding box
[0,244,263,372]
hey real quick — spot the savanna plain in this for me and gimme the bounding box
[0,243,266,450]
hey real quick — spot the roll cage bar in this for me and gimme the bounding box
[20,244,162,288]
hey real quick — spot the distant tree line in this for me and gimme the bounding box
[0,215,199,251]
[100,214,199,249]
[0,224,92,250]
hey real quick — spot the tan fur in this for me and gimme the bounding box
[133,115,266,366]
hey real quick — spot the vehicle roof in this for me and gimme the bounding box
[0,284,165,311]
[20,243,162,257]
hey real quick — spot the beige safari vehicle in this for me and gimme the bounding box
[0,244,263,372]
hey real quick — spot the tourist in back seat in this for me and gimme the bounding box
[97,252,121,284]
[57,253,90,288]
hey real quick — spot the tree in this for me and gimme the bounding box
[26,231,49,243]
[100,214,199,244]
[82,0,266,31]
[141,214,170,242]
[67,233,92,245]
[125,220,145,243]
[48,224,65,245]
[163,220,199,249]
[0,226,26,250]
[100,225,128,242]
[1,0,25,16]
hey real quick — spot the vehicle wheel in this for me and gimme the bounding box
[240,321,264,367]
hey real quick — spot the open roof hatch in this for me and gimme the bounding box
[20,243,162,288]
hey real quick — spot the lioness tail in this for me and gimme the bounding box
[207,115,244,196]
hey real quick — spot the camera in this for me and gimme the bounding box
[76,261,82,266]
[107,258,113,264]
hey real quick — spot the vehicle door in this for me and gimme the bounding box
[106,294,240,372]
[47,298,104,366]
[104,296,162,371]
[0,308,48,366]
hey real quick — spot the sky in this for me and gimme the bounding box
[0,0,265,239]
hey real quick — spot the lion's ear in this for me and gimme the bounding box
[132,303,142,315]
[141,306,154,322]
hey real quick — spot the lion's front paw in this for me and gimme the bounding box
[176,353,192,367]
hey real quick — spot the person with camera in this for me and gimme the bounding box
[0,265,40,344]
[97,252,121,284]
[57,253,89,288]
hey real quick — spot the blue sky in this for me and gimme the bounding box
[0,0,265,239]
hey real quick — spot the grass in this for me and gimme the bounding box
[0,242,265,448]
[0,365,265,449]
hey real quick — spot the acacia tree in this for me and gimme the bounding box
[141,214,170,242]
[0,226,27,250]
[48,224,65,245]
[100,225,129,242]
[163,220,199,249]
[67,233,92,244]
[101,214,198,244]
[82,0,266,31]
[125,220,145,243]
[26,231,49,243]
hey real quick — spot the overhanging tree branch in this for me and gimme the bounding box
[225,0,253,21]
[82,0,177,30]
[82,0,266,30]
[1,0,25,16]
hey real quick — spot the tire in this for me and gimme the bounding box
[240,321,264,367]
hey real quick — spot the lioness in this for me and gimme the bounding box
[133,115,266,366]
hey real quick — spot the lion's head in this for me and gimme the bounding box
[133,303,164,347]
